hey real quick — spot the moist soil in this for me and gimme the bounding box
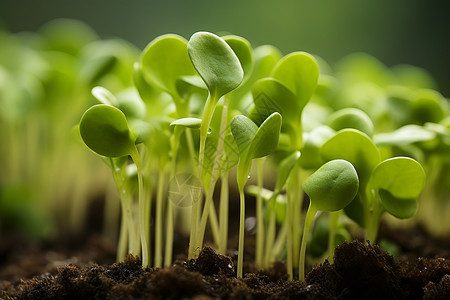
[1,223,450,300]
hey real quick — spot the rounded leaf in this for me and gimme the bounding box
[320,129,380,188]
[250,78,299,127]
[271,51,319,103]
[327,108,374,136]
[80,104,136,157]
[249,112,282,159]
[141,34,196,98]
[222,35,254,84]
[303,159,359,212]
[231,115,258,155]
[188,31,244,100]
[371,157,425,218]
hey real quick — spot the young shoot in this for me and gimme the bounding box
[231,112,282,278]
[299,159,359,281]
[79,104,149,266]
[187,31,243,258]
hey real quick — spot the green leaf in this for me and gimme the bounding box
[371,157,425,218]
[274,151,301,192]
[141,34,196,98]
[115,88,147,120]
[80,104,136,157]
[271,51,319,102]
[320,129,381,188]
[170,117,202,129]
[222,35,254,84]
[230,115,258,155]
[378,189,418,219]
[327,108,374,137]
[250,78,299,127]
[373,124,436,146]
[303,159,359,212]
[298,125,335,170]
[92,86,117,105]
[249,112,282,159]
[187,31,244,100]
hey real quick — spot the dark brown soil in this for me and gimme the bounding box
[2,237,450,299]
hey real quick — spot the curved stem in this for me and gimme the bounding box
[299,206,317,281]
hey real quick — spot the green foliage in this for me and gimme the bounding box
[187,32,244,101]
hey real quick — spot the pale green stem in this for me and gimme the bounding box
[130,148,149,267]
[237,188,246,278]
[164,127,183,267]
[255,158,265,268]
[264,192,279,268]
[196,95,230,250]
[299,206,317,281]
[209,202,220,246]
[286,175,295,280]
[117,204,128,262]
[292,168,303,268]
[154,162,167,268]
[366,198,383,244]
[189,93,217,259]
[327,210,341,263]
[218,171,229,255]
[110,158,140,257]
[272,219,288,259]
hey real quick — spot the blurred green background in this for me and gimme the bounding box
[1,0,449,95]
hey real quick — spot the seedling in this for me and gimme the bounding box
[79,104,149,266]
[231,112,282,278]
[299,159,359,281]
[187,31,244,258]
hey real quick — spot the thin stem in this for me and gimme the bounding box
[164,126,183,267]
[154,161,167,268]
[218,171,229,255]
[189,93,217,258]
[255,158,265,268]
[286,175,295,281]
[130,148,149,267]
[291,168,302,268]
[237,188,246,278]
[264,192,278,268]
[327,210,340,264]
[299,206,317,281]
[272,219,288,259]
[366,199,383,244]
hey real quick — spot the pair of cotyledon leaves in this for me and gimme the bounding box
[320,128,425,220]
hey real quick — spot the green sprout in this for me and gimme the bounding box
[299,159,359,281]
[231,112,282,278]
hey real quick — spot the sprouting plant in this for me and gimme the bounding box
[299,159,359,281]
[365,156,426,242]
[231,112,282,278]
[186,31,244,258]
[79,104,149,266]
[320,129,426,244]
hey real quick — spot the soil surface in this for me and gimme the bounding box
[1,225,450,299]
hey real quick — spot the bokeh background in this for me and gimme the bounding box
[1,0,450,95]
